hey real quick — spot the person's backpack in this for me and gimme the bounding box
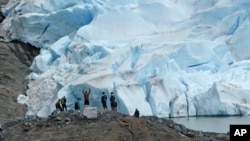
[101,95,107,103]
[61,98,66,104]
[110,95,115,103]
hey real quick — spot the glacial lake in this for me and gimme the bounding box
[171,116,250,133]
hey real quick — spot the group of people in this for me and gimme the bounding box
[55,88,140,117]
[55,96,67,112]
[55,88,118,112]
[101,92,117,111]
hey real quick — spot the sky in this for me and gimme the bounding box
[1,0,250,118]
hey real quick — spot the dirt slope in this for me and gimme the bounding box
[0,41,39,123]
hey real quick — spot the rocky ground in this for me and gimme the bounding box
[0,110,229,141]
[0,41,39,123]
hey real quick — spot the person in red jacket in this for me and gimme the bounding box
[83,88,90,106]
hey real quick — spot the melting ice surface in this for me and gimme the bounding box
[1,0,250,118]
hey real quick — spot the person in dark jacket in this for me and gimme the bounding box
[110,92,117,111]
[101,92,107,110]
[133,108,140,118]
[55,99,63,112]
[74,100,80,111]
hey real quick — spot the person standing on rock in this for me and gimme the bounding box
[60,96,67,111]
[101,92,107,110]
[83,88,91,106]
[110,92,117,111]
[55,99,63,112]
[74,100,80,111]
[133,108,140,118]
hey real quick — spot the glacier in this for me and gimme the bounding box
[1,0,250,118]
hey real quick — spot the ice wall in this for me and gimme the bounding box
[1,0,250,118]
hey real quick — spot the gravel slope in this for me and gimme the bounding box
[0,41,39,123]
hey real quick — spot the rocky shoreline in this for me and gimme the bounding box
[0,110,229,141]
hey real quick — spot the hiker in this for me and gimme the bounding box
[60,96,67,111]
[55,99,63,112]
[83,88,91,106]
[110,92,117,111]
[74,100,80,111]
[101,92,107,110]
[133,108,140,118]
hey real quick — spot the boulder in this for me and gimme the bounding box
[56,117,62,121]
[83,106,98,119]
[216,133,229,140]
[186,131,195,138]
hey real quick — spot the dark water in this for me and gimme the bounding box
[172,116,250,133]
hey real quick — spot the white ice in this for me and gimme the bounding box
[1,0,250,118]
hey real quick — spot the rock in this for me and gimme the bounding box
[56,122,63,129]
[23,128,30,132]
[0,41,39,123]
[0,13,4,23]
[181,127,188,134]
[186,131,195,137]
[15,116,23,121]
[0,124,3,131]
[174,124,182,133]
[23,122,32,132]
[65,118,70,122]
[168,120,174,128]
[24,122,28,126]
[65,118,71,125]
[56,117,62,121]
[68,109,75,113]
[216,133,229,140]
[83,106,98,119]
[24,122,32,127]
[46,122,52,127]
[117,118,130,126]
[35,123,44,128]
[158,119,163,123]
[198,130,203,137]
